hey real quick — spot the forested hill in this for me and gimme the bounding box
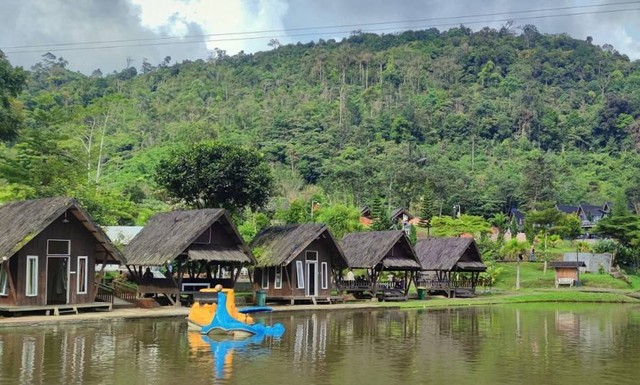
[2,25,640,224]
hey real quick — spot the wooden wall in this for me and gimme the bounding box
[0,211,105,307]
[256,238,336,298]
[555,267,579,280]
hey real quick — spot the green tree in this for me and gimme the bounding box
[525,206,563,253]
[370,197,392,231]
[418,188,436,236]
[431,214,491,237]
[314,203,362,239]
[155,141,274,213]
[594,214,640,269]
[553,213,582,239]
[0,51,27,141]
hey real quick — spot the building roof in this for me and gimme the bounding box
[414,237,486,272]
[250,223,347,268]
[390,208,414,221]
[340,230,422,270]
[579,204,604,216]
[0,197,124,264]
[556,204,579,214]
[125,209,254,266]
[549,261,586,268]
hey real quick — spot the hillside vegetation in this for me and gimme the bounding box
[1,25,640,224]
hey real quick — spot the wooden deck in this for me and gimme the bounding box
[267,295,346,305]
[0,302,113,317]
[416,278,477,298]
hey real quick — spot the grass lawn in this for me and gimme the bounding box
[385,290,640,309]
[491,261,640,291]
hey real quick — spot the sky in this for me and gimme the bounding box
[0,0,639,74]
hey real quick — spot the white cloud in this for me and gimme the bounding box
[130,0,289,54]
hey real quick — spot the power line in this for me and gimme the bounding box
[3,5,639,54]
[3,0,639,51]
[3,0,639,50]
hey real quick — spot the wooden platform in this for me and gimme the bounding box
[267,296,346,305]
[377,288,408,302]
[0,302,112,317]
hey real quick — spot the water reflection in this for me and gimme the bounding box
[1,305,639,385]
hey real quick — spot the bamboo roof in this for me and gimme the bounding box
[340,230,422,270]
[250,223,348,268]
[0,197,124,264]
[125,209,254,266]
[414,237,486,272]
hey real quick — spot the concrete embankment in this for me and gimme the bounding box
[0,301,388,328]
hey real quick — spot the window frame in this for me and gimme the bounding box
[47,239,70,256]
[261,268,269,289]
[0,262,8,296]
[26,256,38,297]
[77,256,88,294]
[274,266,283,289]
[296,260,305,289]
[321,262,329,290]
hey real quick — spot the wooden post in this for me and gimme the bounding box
[90,260,108,301]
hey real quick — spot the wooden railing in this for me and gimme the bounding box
[336,279,405,291]
[416,278,476,290]
[95,283,114,304]
[113,281,138,301]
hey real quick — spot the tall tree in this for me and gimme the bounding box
[0,52,27,141]
[155,141,274,213]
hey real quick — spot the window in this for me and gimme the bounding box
[47,240,70,255]
[0,262,8,296]
[296,261,304,289]
[321,262,328,290]
[26,256,38,297]
[77,257,88,294]
[261,268,269,289]
[305,251,318,261]
[274,266,282,289]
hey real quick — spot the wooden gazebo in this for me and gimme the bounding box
[124,209,254,305]
[339,230,422,299]
[414,237,486,297]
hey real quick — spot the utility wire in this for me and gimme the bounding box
[3,5,639,54]
[3,0,639,50]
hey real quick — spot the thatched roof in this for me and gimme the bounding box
[0,197,124,263]
[414,237,486,272]
[340,230,422,270]
[125,209,254,266]
[549,261,586,268]
[250,223,347,268]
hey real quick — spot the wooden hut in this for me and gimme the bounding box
[250,223,348,304]
[414,237,486,297]
[0,197,124,315]
[339,230,422,300]
[549,261,586,287]
[124,209,254,305]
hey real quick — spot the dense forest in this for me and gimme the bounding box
[1,24,640,225]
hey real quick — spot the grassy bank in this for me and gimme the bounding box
[490,261,640,290]
[382,290,640,310]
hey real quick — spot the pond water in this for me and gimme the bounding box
[1,304,640,385]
